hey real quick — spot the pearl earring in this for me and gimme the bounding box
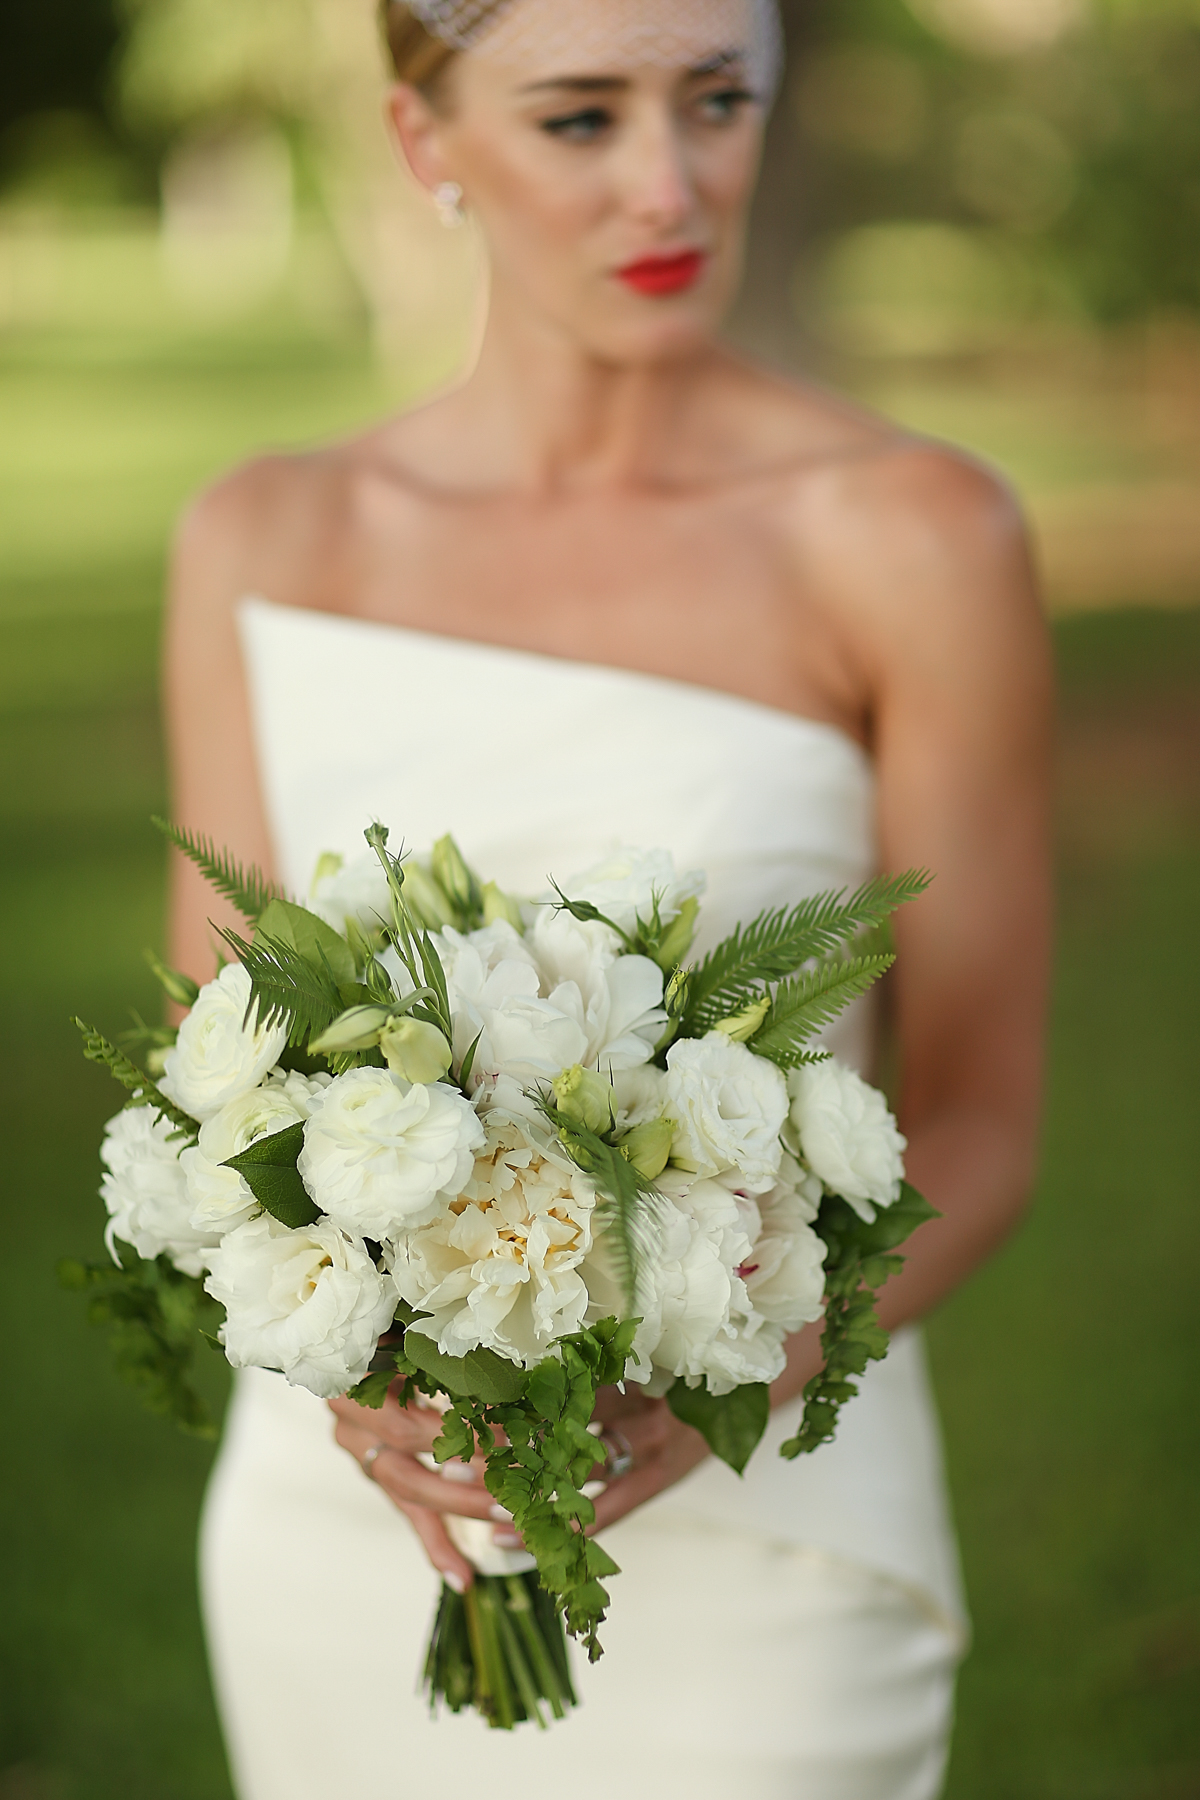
[433,181,465,228]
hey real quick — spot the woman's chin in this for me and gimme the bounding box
[572,301,726,367]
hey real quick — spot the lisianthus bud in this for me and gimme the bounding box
[308,1005,394,1056]
[400,860,456,931]
[713,996,770,1044]
[380,1017,453,1085]
[481,880,524,932]
[664,965,690,1015]
[144,949,200,1009]
[654,897,700,972]
[551,1064,615,1135]
[431,834,481,917]
[618,1117,674,1180]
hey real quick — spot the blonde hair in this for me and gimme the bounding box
[378,1,503,88]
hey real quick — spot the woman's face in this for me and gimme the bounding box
[391,0,770,364]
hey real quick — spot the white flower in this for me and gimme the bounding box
[788,1059,907,1222]
[100,1106,218,1277]
[160,963,288,1122]
[436,921,589,1091]
[553,846,706,937]
[610,1064,669,1128]
[737,1156,827,1334]
[527,908,666,1072]
[205,1213,395,1399]
[307,850,391,941]
[297,1067,483,1241]
[390,1116,596,1368]
[181,1071,332,1236]
[664,1034,788,1194]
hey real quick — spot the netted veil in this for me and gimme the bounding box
[400,0,785,101]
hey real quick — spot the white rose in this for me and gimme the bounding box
[391,1115,596,1368]
[100,1105,219,1277]
[308,850,392,941]
[664,1034,788,1194]
[738,1158,827,1334]
[205,1213,396,1398]
[181,1070,332,1236]
[160,963,288,1122]
[553,846,706,937]
[436,921,589,1091]
[788,1059,907,1222]
[298,1067,484,1240]
[528,908,666,1072]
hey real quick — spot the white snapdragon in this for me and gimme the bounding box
[100,1106,218,1277]
[528,908,666,1071]
[205,1213,396,1399]
[297,1067,483,1241]
[554,846,705,937]
[391,1116,596,1369]
[788,1059,907,1222]
[664,1033,788,1194]
[160,963,288,1122]
[181,1070,332,1236]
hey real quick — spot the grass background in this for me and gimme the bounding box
[1,273,1198,1800]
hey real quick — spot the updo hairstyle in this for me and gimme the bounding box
[378,2,504,90]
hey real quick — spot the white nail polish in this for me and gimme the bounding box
[444,1570,467,1595]
[440,1461,477,1485]
[489,1504,514,1523]
[493,1531,521,1549]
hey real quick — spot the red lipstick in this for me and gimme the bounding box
[616,250,706,297]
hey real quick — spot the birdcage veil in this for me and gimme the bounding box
[401,0,785,102]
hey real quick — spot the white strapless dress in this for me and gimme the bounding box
[201,598,968,1800]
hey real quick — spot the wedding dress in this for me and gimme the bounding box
[201,596,967,1800]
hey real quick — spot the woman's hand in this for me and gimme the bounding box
[327,1380,711,1588]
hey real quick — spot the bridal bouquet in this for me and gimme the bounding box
[66,821,935,1730]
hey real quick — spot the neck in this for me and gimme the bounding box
[436,277,733,494]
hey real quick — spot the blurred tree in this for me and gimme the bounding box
[0,0,120,140]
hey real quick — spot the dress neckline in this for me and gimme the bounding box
[239,595,873,773]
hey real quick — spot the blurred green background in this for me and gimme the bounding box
[1,0,1198,1796]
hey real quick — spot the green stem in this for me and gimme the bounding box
[505,1577,569,1722]
[492,1587,545,1730]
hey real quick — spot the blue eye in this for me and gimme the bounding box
[540,107,612,143]
[698,85,756,122]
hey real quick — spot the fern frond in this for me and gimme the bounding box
[749,955,894,1068]
[216,926,343,1047]
[74,1019,199,1139]
[684,869,928,1035]
[154,818,279,921]
[540,1101,660,1310]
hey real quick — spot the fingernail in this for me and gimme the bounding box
[440,1461,476,1485]
[444,1570,467,1595]
[489,1504,514,1523]
[493,1530,521,1549]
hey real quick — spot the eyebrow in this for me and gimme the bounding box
[516,49,747,96]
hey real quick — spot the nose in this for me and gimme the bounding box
[616,101,696,235]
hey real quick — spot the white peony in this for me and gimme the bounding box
[390,1116,596,1368]
[788,1059,907,1222]
[100,1105,219,1277]
[181,1070,332,1236]
[160,962,289,1122]
[297,1067,483,1241]
[553,846,706,937]
[205,1213,396,1398]
[664,1033,788,1194]
[307,850,392,941]
[527,907,666,1071]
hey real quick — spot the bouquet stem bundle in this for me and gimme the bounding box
[425,1573,577,1729]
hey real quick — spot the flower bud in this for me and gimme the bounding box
[431,834,481,917]
[618,1117,675,1181]
[144,949,200,1009]
[713,996,770,1044]
[400,860,456,931]
[309,850,343,892]
[551,1064,615,1135]
[664,965,690,1015]
[654,897,700,972]
[380,1017,454,1085]
[308,1005,394,1056]
[481,880,525,933]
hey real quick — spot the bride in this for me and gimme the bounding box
[166,0,1051,1794]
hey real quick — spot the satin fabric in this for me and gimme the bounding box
[200,597,967,1799]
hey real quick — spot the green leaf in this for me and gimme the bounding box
[347,1367,396,1410]
[223,1122,320,1229]
[683,869,930,1037]
[216,923,344,1048]
[667,1378,771,1474]
[403,1329,529,1406]
[74,1018,199,1140]
[153,817,278,921]
[537,1097,661,1309]
[253,898,357,988]
[749,954,895,1067]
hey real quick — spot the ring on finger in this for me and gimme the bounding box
[599,1427,634,1481]
[361,1442,386,1481]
